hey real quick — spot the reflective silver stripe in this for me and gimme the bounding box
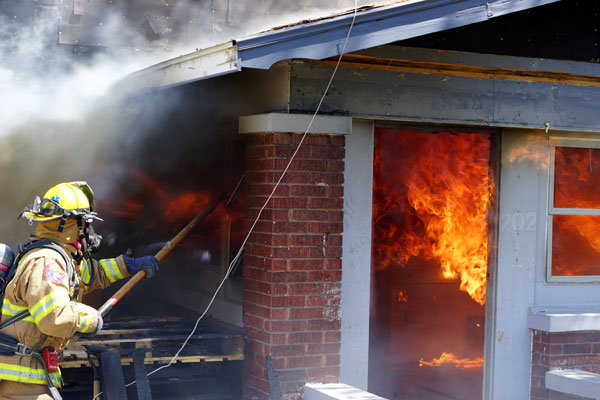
[79,311,92,333]
[1,300,34,322]
[100,258,123,282]
[0,363,62,386]
[29,292,69,324]
[80,259,90,285]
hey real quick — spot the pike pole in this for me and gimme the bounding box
[97,175,244,317]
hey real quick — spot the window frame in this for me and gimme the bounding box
[547,136,600,283]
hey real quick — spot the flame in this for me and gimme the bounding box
[505,133,549,169]
[373,130,493,305]
[552,147,600,275]
[419,352,484,369]
[397,290,408,303]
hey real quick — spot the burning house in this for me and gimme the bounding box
[3,0,600,399]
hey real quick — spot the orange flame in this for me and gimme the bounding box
[373,130,493,305]
[505,133,549,169]
[419,352,484,369]
[397,290,408,303]
[552,147,600,276]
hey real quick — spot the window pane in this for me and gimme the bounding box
[554,146,600,208]
[552,214,600,276]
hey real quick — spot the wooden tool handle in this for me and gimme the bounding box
[98,196,224,317]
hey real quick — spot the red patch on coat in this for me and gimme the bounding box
[44,263,66,286]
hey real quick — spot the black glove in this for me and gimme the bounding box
[123,255,159,278]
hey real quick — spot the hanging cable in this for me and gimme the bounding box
[93,2,359,397]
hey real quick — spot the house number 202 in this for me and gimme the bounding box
[500,211,536,232]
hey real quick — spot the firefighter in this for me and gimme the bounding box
[0,182,158,399]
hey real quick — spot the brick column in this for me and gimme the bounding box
[239,114,350,400]
[531,330,599,400]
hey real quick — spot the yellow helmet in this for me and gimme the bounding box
[20,181,98,223]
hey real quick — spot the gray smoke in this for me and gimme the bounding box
[0,0,387,246]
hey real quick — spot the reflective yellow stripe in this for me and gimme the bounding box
[29,292,69,324]
[1,300,34,323]
[0,362,61,386]
[79,259,90,285]
[100,258,123,282]
[79,311,92,333]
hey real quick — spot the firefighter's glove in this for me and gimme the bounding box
[123,255,159,278]
[86,313,103,338]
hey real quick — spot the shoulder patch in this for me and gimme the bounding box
[44,263,67,286]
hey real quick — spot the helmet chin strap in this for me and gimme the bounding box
[57,214,68,233]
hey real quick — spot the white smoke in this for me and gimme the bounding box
[0,0,393,246]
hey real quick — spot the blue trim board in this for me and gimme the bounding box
[236,0,563,70]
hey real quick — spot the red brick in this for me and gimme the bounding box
[271,295,306,307]
[271,308,288,320]
[247,171,276,183]
[292,135,329,146]
[247,360,269,379]
[308,222,343,234]
[280,171,315,184]
[325,331,341,342]
[311,147,344,160]
[272,271,309,283]
[289,259,325,271]
[530,386,549,399]
[325,247,343,258]
[244,303,271,319]
[578,332,600,342]
[290,159,328,171]
[327,161,345,173]
[531,364,549,378]
[244,326,271,344]
[244,266,270,282]
[325,355,341,366]
[549,354,600,366]
[270,197,310,209]
[307,319,341,331]
[308,271,342,282]
[325,235,343,246]
[249,232,290,247]
[563,343,591,354]
[327,211,344,222]
[244,374,270,394]
[286,356,324,368]
[310,198,344,210]
[288,332,323,344]
[289,308,324,320]
[267,320,308,332]
[290,235,326,246]
[326,259,342,270]
[330,135,345,147]
[271,344,306,357]
[289,282,341,295]
[243,313,266,330]
[246,145,276,159]
[277,369,307,382]
[290,185,328,197]
[291,210,329,221]
[307,343,340,355]
[246,184,290,196]
[311,172,344,185]
[306,367,340,380]
[307,296,341,307]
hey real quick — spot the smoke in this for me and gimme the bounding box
[0,0,392,247]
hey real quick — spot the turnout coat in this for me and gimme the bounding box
[0,219,129,387]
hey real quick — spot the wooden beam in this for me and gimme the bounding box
[307,54,600,87]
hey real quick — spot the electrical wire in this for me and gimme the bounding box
[92,2,358,398]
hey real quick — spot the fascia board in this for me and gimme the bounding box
[236,0,563,70]
[123,41,240,90]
